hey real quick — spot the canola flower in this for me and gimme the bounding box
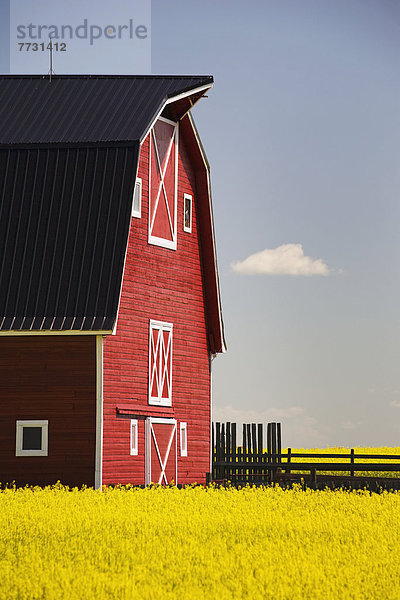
[0,481,399,599]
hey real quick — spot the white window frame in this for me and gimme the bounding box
[183,194,192,233]
[148,117,178,250]
[130,419,139,456]
[180,422,187,457]
[16,420,48,457]
[148,319,173,407]
[132,177,142,218]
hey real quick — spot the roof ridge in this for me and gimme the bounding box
[0,74,213,80]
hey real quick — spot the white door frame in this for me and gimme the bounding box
[145,417,177,485]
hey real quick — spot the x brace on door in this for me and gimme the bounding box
[149,320,173,405]
[151,421,176,484]
[150,326,171,402]
[149,118,178,249]
[145,418,177,485]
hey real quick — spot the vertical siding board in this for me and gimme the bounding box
[0,151,22,314]
[42,149,71,320]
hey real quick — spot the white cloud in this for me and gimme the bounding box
[390,400,400,408]
[231,243,331,276]
[342,420,361,430]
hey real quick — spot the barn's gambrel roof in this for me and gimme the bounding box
[0,75,213,145]
[0,75,225,352]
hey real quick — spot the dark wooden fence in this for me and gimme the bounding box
[211,421,282,483]
[209,422,400,490]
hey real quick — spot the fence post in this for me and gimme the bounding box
[214,422,220,481]
[237,445,242,483]
[310,468,317,488]
[251,423,256,483]
[271,422,277,482]
[226,422,231,480]
[267,423,272,483]
[221,423,226,480]
[231,422,236,481]
[277,422,282,463]
[211,422,215,482]
[286,447,292,474]
[350,448,355,477]
[247,424,251,483]
[271,422,277,461]
[241,423,247,481]
[257,423,263,483]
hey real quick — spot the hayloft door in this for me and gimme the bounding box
[145,417,177,485]
[149,117,178,250]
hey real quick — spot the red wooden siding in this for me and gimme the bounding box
[103,122,211,485]
[0,336,96,487]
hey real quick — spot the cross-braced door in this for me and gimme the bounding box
[149,320,173,406]
[149,117,178,249]
[145,418,177,485]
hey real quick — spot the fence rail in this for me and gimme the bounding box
[210,422,400,489]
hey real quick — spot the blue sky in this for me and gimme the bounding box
[3,0,400,447]
[152,0,400,447]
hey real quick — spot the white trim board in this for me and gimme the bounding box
[95,335,103,490]
[148,319,173,407]
[145,417,177,485]
[164,84,212,105]
[148,119,178,251]
[139,83,213,143]
[187,112,227,354]
[0,330,113,337]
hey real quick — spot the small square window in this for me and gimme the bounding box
[183,194,192,233]
[132,177,142,218]
[180,422,187,457]
[16,420,48,457]
[23,427,42,450]
[130,419,138,456]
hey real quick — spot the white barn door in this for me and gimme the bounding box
[145,417,177,485]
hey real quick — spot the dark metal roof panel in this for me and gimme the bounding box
[0,75,213,145]
[0,144,138,330]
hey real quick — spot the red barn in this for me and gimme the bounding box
[0,75,225,488]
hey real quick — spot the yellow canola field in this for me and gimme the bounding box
[0,483,400,600]
[281,446,400,478]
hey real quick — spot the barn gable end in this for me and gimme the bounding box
[0,75,225,488]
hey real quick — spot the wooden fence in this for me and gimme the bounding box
[211,421,282,483]
[210,422,400,490]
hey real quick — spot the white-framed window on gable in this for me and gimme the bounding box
[149,117,178,250]
[180,422,187,457]
[183,194,192,233]
[16,420,48,457]
[149,320,173,406]
[132,177,142,218]
[130,419,138,455]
